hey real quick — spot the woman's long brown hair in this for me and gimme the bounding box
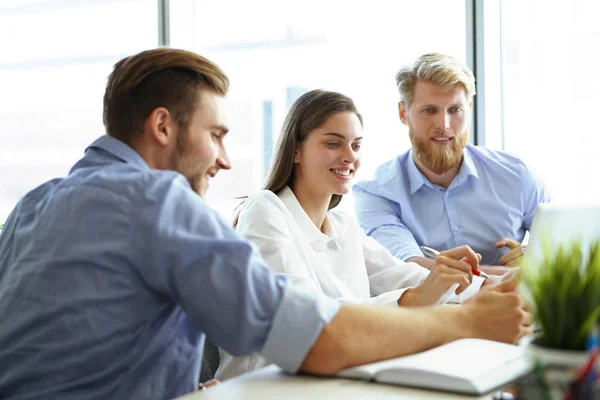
[233,89,363,226]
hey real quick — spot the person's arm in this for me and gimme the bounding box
[360,231,429,306]
[353,186,430,268]
[238,194,398,305]
[362,230,485,306]
[521,162,551,231]
[406,256,436,269]
[300,272,532,375]
[137,176,339,375]
[490,163,550,268]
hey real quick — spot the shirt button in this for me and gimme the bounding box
[453,226,459,232]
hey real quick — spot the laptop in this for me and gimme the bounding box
[524,203,600,267]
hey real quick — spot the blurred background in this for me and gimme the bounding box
[1,0,599,222]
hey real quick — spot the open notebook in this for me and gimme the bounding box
[335,338,533,395]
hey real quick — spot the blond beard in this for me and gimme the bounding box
[409,129,469,175]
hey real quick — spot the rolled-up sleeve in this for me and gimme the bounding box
[260,284,340,373]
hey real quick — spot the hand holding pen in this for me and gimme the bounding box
[421,245,491,279]
[402,245,484,306]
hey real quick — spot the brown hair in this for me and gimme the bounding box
[233,89,363,226]
[103,48,229,144]
[396,53,476,107]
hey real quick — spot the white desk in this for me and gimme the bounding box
[174,365,499,400]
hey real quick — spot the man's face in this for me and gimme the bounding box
[399,80,471,175]
[171,91,231,197]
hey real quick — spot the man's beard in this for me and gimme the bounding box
[409,129,469,175]
[171,130,204,196]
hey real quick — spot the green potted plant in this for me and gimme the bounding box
[520,238,600,396]
[523,239,600,352]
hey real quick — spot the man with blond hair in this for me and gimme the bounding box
[354,53,549,271]
[0,49,532,399]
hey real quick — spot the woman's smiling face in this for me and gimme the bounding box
[293,111,363,197]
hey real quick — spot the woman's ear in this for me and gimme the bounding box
[294,149,299,163]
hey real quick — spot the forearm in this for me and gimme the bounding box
[299,303,468,375]
[406,256,436,270]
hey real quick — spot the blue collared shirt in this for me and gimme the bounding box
[0,136,339,400]
[353,144,550,265]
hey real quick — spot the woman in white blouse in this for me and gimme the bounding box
[216,89,488,380]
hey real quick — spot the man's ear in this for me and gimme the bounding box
[398,101,408,125]
[145,107,175,146]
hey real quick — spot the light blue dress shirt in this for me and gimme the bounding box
[353,144,550,265]
[0,136,339,400]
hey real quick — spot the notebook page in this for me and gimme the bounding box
[336,338,525,380]
[383,339,525,379]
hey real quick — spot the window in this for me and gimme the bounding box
[171,0,468,219]
[2,0,469,222]
[0,0,158,222]
[500,0,600,203]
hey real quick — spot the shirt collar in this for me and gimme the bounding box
[460,144,479,179]
[86,135,151,171]
[406,149,428,195]
[448,145,479,189]
[406,145,479,194]
[278,186,340,247]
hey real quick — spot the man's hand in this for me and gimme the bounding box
[463,271,533,344]
[401,245,479,306]
[495,238,526,267]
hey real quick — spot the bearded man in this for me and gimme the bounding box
[353,53,550,272]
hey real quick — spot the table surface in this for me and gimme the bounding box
[174,365,500,400]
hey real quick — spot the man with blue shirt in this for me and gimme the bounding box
[354,53,549,271]
[0,48,533,399]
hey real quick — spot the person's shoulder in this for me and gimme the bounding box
[468,146,548,194]
[23,177,63,200]
[373,152,411,182]
[147,173,238,240]
[469,145,527,168]
[11,178,64,216]
[468,145,531,175]
[127,170,226,227]
[238,190,289,224]
[68,160,183,203]
[244,190,286,212]
[141,169,191,196]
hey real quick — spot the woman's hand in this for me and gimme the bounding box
[400,245,480,306]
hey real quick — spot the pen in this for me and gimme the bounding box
[420,246,491,279]
[420,245,440,260]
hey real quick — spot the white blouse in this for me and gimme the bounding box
[216,187,481,380]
